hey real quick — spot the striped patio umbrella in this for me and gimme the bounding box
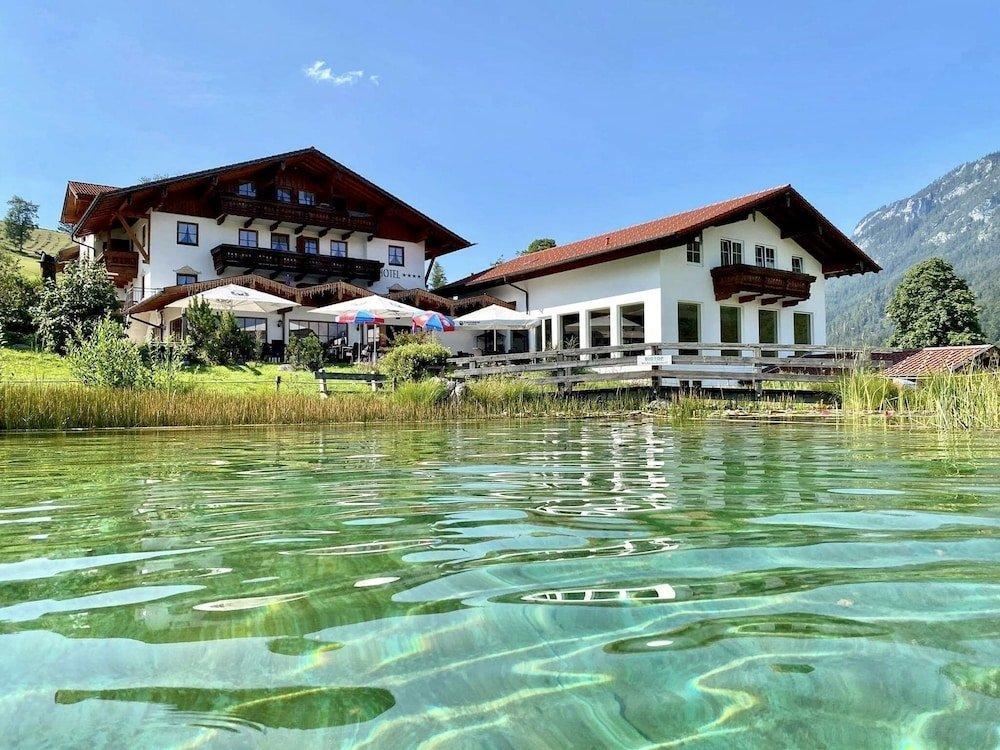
[412,311,455,332]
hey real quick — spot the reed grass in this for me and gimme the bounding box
[838,369,1000,430]
[0,380,647,431]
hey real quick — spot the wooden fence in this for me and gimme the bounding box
[448,341,899,393]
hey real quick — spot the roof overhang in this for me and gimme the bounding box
[69,147,471,257]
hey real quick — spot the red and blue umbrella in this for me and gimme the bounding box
[412,311,455,332]
[334,310,385,325]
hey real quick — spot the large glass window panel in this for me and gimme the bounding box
[677,302,700,355]
[759,309,778,358]
[620,304,645,347]
[720,305,741,357]
[560,313,580,349]
[794,312,812,347]
[588,308,611,358]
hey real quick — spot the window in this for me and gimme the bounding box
[758,309,778,358]
[620,303,645,346]
[270,233,290,252]
[238,228,258,248]
[755,245,776,268]
[511,330,529,354]
[588,308,611,357]
[298,190,315,206]
[276,187,292,203]
[388,245,405,266]
[237,181,255,197]
[792,256,804,273]
[794,312,812,347]
[542,318,553,350]
[234,317,267,335]
[176,221,199,246]
[677,302,700,355]
[720,239,742,265]
[686,237,702,264]
[289,320,348,343]
[330,240,348,257]
[560,313,580,349]
[301,237,319,255]
[720,306,741,357]
[176,272,198,286]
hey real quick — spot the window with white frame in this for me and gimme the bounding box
[792,256,804,273]
[755,245,776,268]
[686,237,702,264]
[330,240,348,257]
[720,239,742,265]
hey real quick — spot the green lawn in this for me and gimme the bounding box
[0,347,368,394]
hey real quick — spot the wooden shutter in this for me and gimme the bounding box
[296,235,305,254]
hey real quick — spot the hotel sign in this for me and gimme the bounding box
[637,354,673,366]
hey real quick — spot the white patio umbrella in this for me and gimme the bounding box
[167,283,294,314]
[454,304,541,329]
[310,294,425,363]
[455,304,541,352]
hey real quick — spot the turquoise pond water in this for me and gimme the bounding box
[0,421,998,748]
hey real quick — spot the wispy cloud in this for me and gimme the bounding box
[304,61,380,87]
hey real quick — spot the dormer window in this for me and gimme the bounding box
[276,187,292,203]
[237,181,256,197]
[298,190,316,206]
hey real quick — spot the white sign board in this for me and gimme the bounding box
[637,354,673,366]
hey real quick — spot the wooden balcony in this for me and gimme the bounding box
[96,249,139,287]
[210,243,383,283]
[710,263,816,305]
[216,193,377,233]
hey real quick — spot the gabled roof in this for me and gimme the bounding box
[64,147,471,258]
[440,185,880,294]
[878,345,998,378]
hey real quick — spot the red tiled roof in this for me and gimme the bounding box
[879,345,998,378]
[68,180,117,197]
[441,185,879,293]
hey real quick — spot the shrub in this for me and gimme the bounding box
[377,341,451,381]
[287,332,325,371]
[209,311,257,365]
[141,337,191,392]
[183,298,218,361]
[0,252,40,344]
[32,260,122,353]
[67,317,156,389]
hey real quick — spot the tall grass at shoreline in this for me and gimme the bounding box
[838,370,999,430]
[0,381,649,431]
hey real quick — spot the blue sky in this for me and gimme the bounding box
[2,0,997,279]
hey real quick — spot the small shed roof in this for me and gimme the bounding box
[879,345,998,378]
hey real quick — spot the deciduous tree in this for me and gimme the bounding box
[3,196,39,254]
[886,258,986,347]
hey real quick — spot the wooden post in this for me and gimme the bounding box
[318,371,329,399]
[275,375,281,392]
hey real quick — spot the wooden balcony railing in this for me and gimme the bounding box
[96,249,140,287]
[210,243,383,283]
[710,263,816,304]
[217,194,377,233]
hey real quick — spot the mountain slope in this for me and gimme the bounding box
[1,228,74,278]
[827,152,999,344]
